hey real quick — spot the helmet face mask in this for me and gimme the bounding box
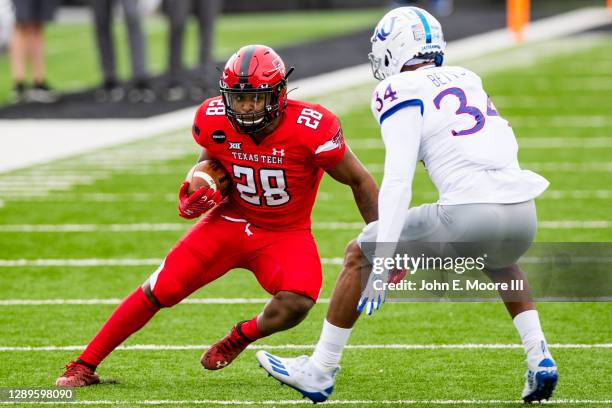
[219,45,289,134]
[368,51,386,81]
[221,87,277,133]
[369,7,446,80]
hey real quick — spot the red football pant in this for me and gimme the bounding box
[150,205,323,305]
[78,204,322,367]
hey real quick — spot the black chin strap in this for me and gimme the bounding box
[284,66,295,81]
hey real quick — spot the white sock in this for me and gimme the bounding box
[311,319,352,371]
[513,310,552,366]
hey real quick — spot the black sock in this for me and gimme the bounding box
[75,359,97,372]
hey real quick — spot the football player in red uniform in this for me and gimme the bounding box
[55,44,378,387]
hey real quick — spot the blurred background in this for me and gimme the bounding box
[0,0,608,117]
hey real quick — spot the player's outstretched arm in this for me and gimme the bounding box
[326,149,379,224]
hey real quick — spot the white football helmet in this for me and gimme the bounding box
[369,7,446,81]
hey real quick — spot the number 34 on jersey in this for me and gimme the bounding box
[371,66,508,139]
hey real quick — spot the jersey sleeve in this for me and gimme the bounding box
[191,102,209,148]
[311,106,346,170]
[191,97,225,149]
[375,105,422,251]
[370,76,425,127]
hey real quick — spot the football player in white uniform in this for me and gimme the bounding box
[257,7,558,404]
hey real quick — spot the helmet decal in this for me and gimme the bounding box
[375,16,397,42]
[411,23,425,42]
[239,45,257,79]
[410,7,432,44]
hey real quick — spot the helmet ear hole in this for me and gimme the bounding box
[384,55,389,67]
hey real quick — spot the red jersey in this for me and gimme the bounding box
[192,97,346,231]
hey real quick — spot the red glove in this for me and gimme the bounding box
[178,181,222,219]
[388,268,407,285]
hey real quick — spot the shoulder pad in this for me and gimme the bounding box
[371,74,425,125]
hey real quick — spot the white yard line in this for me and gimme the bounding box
[0,258,344,267]
[1,295,611,306]
[405,190,612,201]
[0,298,294,305]
[0,131,194,200]
[350,137,612,149]
[0,7,609,174]
[0,399,611,405]
[1,253,611,268]
[0,220,608,234]
[542,190,612,199]
[0,224,189,232]
[0,193,179,202]
[0,175,97,182]
[511,116,612,128]
[529,79,612,91]
[0,343,609,352]
[2,190,612,202]
[364,162,612,173]
[493,94,611,108]
[539,221,611,228]
[0,259,163,267]
[521,163,612,172]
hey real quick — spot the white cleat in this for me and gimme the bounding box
[256,351,338,403]
[521,357,558,403]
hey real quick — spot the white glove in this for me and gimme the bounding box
[357,269,389,316]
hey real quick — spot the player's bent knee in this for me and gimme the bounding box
[146,277,188,308]
[290,298,315,318]
[153,289,185,308]
[141,280,163,308]
[274,291,314,320]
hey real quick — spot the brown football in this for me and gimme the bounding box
[186,159,231,196]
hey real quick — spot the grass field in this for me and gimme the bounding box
[0,8,383,105]
[0,34,611,406]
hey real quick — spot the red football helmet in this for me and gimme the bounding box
[220,45,292,134]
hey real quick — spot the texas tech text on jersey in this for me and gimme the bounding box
[192,96,346,231]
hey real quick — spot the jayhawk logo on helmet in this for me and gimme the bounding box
[219,45,293,134]
[368,7,446,81]
[374,16,397,42]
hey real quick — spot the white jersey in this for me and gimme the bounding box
[370,65,549,206]
[369,65,549,247]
